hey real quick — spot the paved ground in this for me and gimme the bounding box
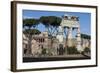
[23,54,91,62]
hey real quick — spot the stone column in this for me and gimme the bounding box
[67,27,73,47]
[76,27,83,52]
[57,26,64,43]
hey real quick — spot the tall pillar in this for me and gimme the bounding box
[76,27,83,52]
[67,27,73,47]
[57,26,64,43]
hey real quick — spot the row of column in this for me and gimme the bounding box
[57,26,83,53]
[67,27,83,52]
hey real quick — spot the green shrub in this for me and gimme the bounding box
[67,46,80,54]
[84,47,90,53]
[41,48,46,55]
[41,48,53,56]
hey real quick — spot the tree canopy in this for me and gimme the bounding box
[23,16,62,36]
[81,34,91,39]
[23,29,41,35]
[39,16,62,27]
[23,19,39,28]
[39,16,62,36]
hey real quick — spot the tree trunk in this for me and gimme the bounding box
[50,37,54,55]
[26,32,32,56]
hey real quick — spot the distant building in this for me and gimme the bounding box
[23,32,91,56]
[23,31,91,57]
[31,32,49,56]
[23,34,29,56]
[81,38,91,50]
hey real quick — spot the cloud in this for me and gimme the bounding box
[23,16,39,19]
